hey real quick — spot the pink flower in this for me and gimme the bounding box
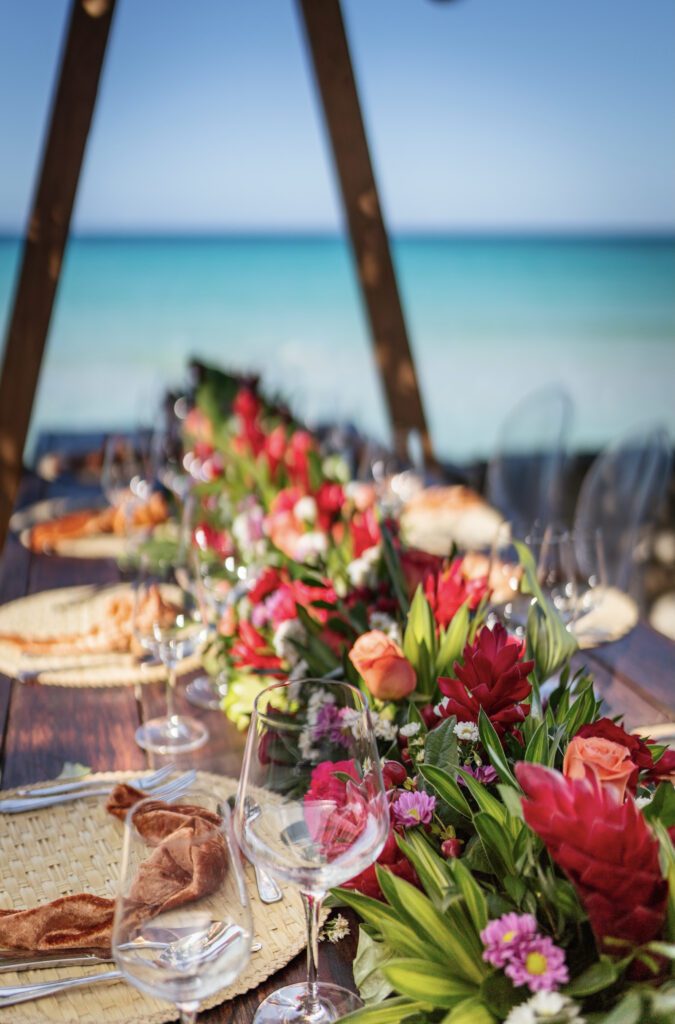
[481,913,538,968]
[392,790,436,827]
[503,935,569,992]
[459,764,498,786]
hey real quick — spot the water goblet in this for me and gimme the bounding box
[132,555,210,753]
[234,678,390,1024]
[113,792,252,1024]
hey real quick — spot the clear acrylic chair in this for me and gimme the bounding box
[573,425,672,602]
[485,384,574,538]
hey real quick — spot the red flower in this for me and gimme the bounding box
[436,623,533,736]
[233,386,261,424]
[264,424,287,480]
[231,621,283,672]
[517,762,668,951]
[350,508,381,558]
[285,430,315,490]
[399,547,444,598]
[248,567,285,606]
[342,821,419,901]
[192,522,233,559]
[424,557,489,629]
[304,760,369,860]
[315,482,345,531]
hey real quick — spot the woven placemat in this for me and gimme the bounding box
[0,585,200,688]
[0,771,310,1024]
[9,497,133,560]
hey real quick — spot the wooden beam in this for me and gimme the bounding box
[0,0,116,551]
[297,0,436,468]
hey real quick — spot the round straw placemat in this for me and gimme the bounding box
[0,771,311,1024]
[0,585,201,688]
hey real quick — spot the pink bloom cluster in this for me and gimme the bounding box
[392,790,436,827]
[481,913,568,993]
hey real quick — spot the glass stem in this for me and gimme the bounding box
[165,660,177,721]
[302,890,323,1019]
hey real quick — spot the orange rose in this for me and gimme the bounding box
[563,735,637,802]
[349,630,416,701]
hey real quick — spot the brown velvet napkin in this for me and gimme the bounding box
[0,783,228,953]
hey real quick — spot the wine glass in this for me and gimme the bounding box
[180,492,239,710]
[234,678,390,1023]
[484,521,530,637]
[132,555,210,753]
[113,791,252,1024]
[526,525,578,626]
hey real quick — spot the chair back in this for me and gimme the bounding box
[486,384,574,537]
[574,425,672,596]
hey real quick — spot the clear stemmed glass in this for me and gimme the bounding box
[113,791,252,1024]
[234,678,390,1024]
[132,555,210,753]
[527,525,579,627]
[180,492,240,710]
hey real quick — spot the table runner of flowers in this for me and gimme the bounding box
[156,364,675,1023]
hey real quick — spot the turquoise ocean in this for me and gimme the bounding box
[0,235,673,464]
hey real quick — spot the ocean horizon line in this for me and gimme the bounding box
[1,228,674,244]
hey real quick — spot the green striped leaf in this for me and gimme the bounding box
[449,857,488,933]
[419,764,472,821]
[474,812,516,875]
[339,997,433,1024]
[456,768,509,826]
[440,997,497,1024]
[436,601,470,675]
[382,959,477,1009]
[477,709,519,789]
[376,868,487,984]
[395,829,452,906]
[524,718,550,763]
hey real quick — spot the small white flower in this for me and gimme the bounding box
[399,722,421,739]
[319,912,351,943]
[293,495,318,523]
[294,531,328,564]
[361,544,381,565]
[454,721,479,743]
[288,658,309,683]
[272,618,307,667]
[368,611,401,645]
[374,716,398,742]
[529,992,567,1016]
[504,1006,537,1024]
[346,557,376,589]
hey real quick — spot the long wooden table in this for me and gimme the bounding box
[0,443,673,1022]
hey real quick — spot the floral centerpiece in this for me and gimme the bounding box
[170,364,675,1023]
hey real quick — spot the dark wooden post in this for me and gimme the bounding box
[0,0,116,550]
[297,0,436,468]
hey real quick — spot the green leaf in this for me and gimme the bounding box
[396,830,452,906]
[440,997,497,1024]
[473,812,516,875]
[523,719,550,763]
[477,710,520,789]
[644,783,675,829]
[376,868,487,984]
[409,585,437,649]
[418,764,472,821]
[479,972,520,1017]
[423,716,460,773]
[564,958,620,996]
[339,997,434,1024]
[599,989,643,1024]
[353,928,395,1004]
[436,603,470,675]
[515,540,578,679]
[382,959,476,1009]
[456,768,509,826]
[380,522,410,617]
[449,857,488,933]
[497,784,525,821]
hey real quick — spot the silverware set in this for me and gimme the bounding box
[0,765,282,1005]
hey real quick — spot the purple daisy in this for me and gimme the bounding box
[504,935,569,992]
[480,913,538,968]
[392,790,436,827]
[459,764,499,786]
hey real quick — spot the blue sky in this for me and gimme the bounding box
[1,0,674,233]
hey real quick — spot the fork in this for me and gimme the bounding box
[0,770,197,814]
[14,763,176,799]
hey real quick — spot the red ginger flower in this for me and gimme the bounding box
[436,623,533,736]
[424,557,489,629]
[517,762,668,951]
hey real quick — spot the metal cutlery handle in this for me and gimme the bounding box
[15,763,175,798]
[0,968,122,1007]
[0,787,113,813]
[252,864,282,904]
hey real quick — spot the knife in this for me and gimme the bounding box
[0,940,262,973]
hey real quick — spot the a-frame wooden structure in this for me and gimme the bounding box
[0,0,435,549]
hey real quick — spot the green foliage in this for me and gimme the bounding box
[403,585,438,700]
[514,540,578,680]
[423,715,460,774]
[436,602,470,675]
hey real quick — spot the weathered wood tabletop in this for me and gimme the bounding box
[0,438,673,1022]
